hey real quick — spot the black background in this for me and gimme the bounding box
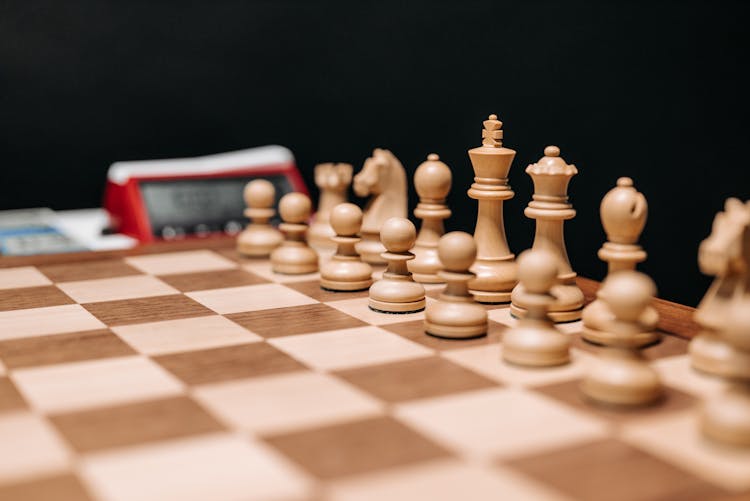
[1,1,749,306]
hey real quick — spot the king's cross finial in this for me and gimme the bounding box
[482,114,503,147]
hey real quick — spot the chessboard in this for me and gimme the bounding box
[0,239,749,501]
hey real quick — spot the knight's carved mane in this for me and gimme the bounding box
[355,148,408,234]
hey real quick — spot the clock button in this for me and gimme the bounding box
[225,221,242,235]
[195,224,210,237]
[161,226,177,240]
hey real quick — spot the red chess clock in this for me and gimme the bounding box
[103,145,307,243]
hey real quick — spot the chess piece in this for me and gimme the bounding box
[467,114,518,303]
[320,203,373,291]
[502,249,571,367]
[581,271,662,407]
[271,193,319,274]
[425,232,487,338]
[368,217,425,313]
[236,179,283,257]
[690,198,750,377]
[701,297,750,446]
[308,162,353,249]
[409,153,452,283]
[354,149,408,264]
[510,146,584,322]
[582,177,659,346]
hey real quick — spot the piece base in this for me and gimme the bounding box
[320,278,373,292]
[271,263,319,275]
[510,303,582,323]
[411,272,444,284]
[581,326,661,348]
[502,348,570,368]
[369,297,426,314]
[701,388,750,447]
[690,333,750,379]
[469,289,511,304]
[424,320,487,339]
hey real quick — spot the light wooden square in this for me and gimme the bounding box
[621,411,750,492]
[186,283,318,314]
[57,275,178,304]
[269,326,433,371]
[653,354,729,398]
[112,315,262,355]
[126,250,237,276]
[0,305,105,341]
[326,297,433,325]
[12,356,184,413]
[326,459,567,501]
[79,434,312,501]
[395,387,608,460]
[0,411,71,483]
[442,344,594,387]
[195,371,383,435]
[243,261,321,283]
[0,267,52,290]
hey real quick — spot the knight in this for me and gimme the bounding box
[353,148,408,264]
[690,198,750,377]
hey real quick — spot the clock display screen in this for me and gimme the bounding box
[140,175,291,238]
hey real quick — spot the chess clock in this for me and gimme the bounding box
[104,145,307,243]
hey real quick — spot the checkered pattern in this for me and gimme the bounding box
[0,247,748,501]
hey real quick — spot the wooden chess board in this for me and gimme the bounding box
[0,239,748,501]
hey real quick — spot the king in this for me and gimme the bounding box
[467,114,518,303]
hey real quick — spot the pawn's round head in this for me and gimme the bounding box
[414,153,452,201]
[517,249,559,294]
[599,271,656,322]
[244,179,276,208]
[380,217,416,253]
[279,192,311,223]
[438,232,476,272]
[330,203,363,237]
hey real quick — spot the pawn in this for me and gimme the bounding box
[308,162,353,249]
[270,193,319,274]
[237,179,283,257]
[701,298,750,446]
[425,232,487,338]
[581,271,662,407]
[408,153,452,283]
[320,203,373,291]
[502,249,571,367]
[368,217,426,313]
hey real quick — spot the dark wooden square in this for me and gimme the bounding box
[83,295,213,326]
[532,378,696,424]
[39,259,143,282]
[335,356,499,403]
[0,286,74,311]
[504,439,727,501]
[159,269,269,292]
[0,376,27,412]
[0,329,135,369]
[263,416,450,479]
[153,342,306,385]
[226,303,366,338]
[50,396,225,453]
[0,474,93,501]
